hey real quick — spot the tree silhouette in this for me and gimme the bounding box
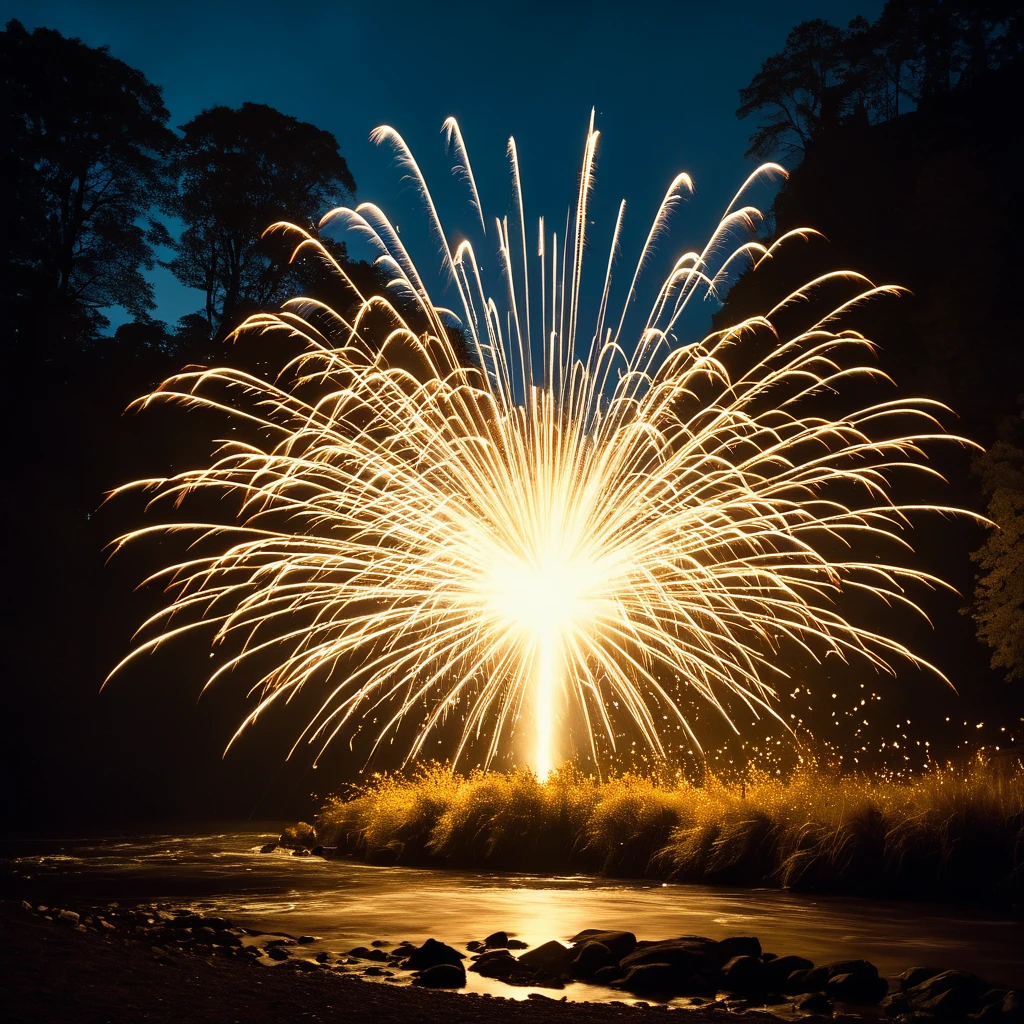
[736,20,849,160]
[0,20,175,350]
[738,3,1024,161]
[159,102,357,341]
[971,421,1024,682]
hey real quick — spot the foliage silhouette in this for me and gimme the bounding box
[737,2,1023,160]
[158,102,357,341]
[0,19,175,351]
[970,418,1024,681]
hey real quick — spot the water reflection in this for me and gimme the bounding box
[3,827,1022,998]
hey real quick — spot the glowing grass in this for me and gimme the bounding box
[307,755,1024,901]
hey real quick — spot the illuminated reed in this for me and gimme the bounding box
[309,755,1024,900]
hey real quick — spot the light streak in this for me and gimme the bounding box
[108,117,983,779]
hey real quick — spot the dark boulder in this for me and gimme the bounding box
[517,940,571,974]
[297,935,316,944]
[506,939,528,949]
[619,938,717,977]
[802,965,830,991]
[484,930,509,948]
[570,941,614,979]
[267,946,289,961]
[718,936,761,962]
[765,954,813,989]
[348,946,388,962]
[259,843,277,854]
[315,952,331,963]
[823,958,879,980]
[570,929,637,961]
[470,952,521,979]
[677,974,717,997]
[881,991,912,1015]
[615,962,680,995]
[466,940,484,952]
[899,966,944,991]
[907,970,989,1017]
[1003,990,1024,1023]
[784,969,814,995]
[795,992,832,1013]
[401,938,465,971]
[721,955,765,994]
[413,963,466,988]
[593,965,625,985]
[827,970,888,1005]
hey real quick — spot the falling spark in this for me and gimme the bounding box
[108,116,983,779]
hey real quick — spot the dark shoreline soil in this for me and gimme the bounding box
[4,899,1023,1024]
[0,902,724,1024]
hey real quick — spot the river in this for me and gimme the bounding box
[2,826,1021,1002]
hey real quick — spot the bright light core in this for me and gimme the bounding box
[483,547,601,779]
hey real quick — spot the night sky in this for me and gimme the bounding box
[18,0,1023,829]
[4,0,880,331]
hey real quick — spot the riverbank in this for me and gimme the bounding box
[3,899,1022,1023]
[308,759,1024,904]
[0,901,686,1024]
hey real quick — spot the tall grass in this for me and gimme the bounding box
[309,754,1023,902]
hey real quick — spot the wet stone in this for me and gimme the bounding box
[413,963,467,989]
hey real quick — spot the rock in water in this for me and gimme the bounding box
[764,954,814,990]
[570,941,614,979]
[619,939,717,977]
[718,936,761,962]
[517,940,571,974]
[469,951,520,978]
[1003,990,1024,1023]
[827,970,888,1005]
[721,955,765,994]
[484,930,509,948]
[899,966,944,991]
[615,963,679,995]
[795,992,832,1013]
[401,938,466,971]
[570,930,637,961]
[414,963,467,988]
[906,970,989,1017]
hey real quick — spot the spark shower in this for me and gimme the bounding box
[109,115,979,779]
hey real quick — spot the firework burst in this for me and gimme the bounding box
[109,114,981,778]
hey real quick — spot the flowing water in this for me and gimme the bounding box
[2,826,1021,1003]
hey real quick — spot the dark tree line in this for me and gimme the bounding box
[1,19,358,367]
[738,1,1023,160]
[0,20,373,826]
[730,9,1024,689]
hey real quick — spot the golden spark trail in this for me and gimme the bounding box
[108,116,984,779]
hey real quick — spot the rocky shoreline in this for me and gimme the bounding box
[6,898,1022,1022]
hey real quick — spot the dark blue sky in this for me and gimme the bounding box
[6,0,881,331]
